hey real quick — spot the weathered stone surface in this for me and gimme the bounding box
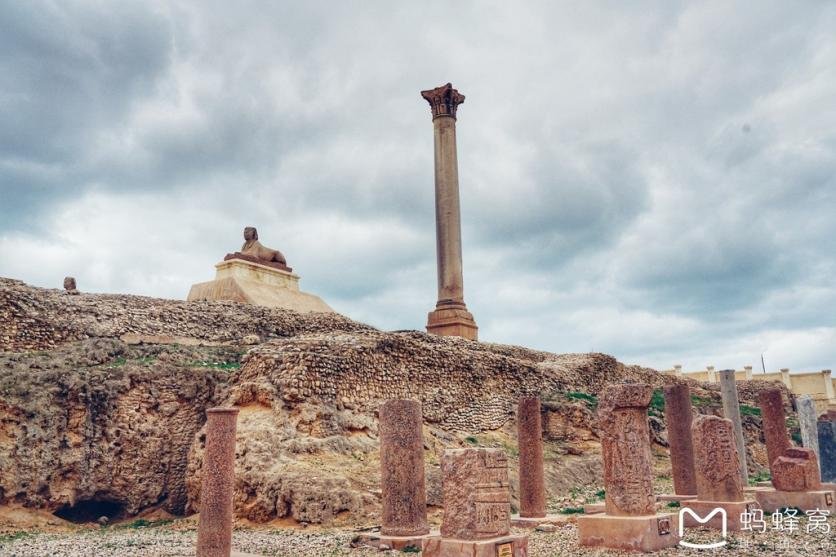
[63,277,78,293]
[196,408,239,557]
[440,448,510,540]
[771,447,822,492]
[758,388,791,470]
[598,383,656,516]
[662,383,697,496]
[797,395,819,464]
[517,396,546,518]
[577,513,680,551]
[379,399,429,537]
[718,369,748,482]
[819,417,836,483]
[238,226,288,268]
[422,83,477,341]
[691,415,744,501]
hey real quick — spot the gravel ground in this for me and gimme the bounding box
[1,517,833,557]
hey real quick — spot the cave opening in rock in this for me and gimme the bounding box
[53,499,125,523]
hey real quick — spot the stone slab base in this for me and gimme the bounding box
[755,481,773,487]
[358,531,437,551]
[657,494,697,503]
[187,259,332,313]
[822,482,836,491]
[681,499,759,531]
[576,513,680,552]
[427,306,478,340]
[582,503,605,514]
[510,514,572,527]
[422,534,528,557]
[754,489,835,513]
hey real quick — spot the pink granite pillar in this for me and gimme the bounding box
[380,399,429,537]
[517,396,546,518]
[758,389,791,469]
[663,384,697,496]
[598,383,656,516]
[196,407,239,557]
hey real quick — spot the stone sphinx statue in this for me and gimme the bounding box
[224,226,291,271]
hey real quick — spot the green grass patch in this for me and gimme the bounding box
[595,489,605,500]
[690,394,714,407]
[464,436,479,446]
[748,470,771,485]
[189,361,241,371]
[666,501,681,508]
[649,389,665,416]
[0,532,36,543]
[559,507,585,515]
[401,545,421,553]
[565,392,598,409]
[106,357,127,368]
[739,404,761,417]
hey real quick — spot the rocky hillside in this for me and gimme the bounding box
[0,277,796,527]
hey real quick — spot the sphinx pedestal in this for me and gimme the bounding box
[187,258,332,313]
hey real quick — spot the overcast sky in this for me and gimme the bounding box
[1,1,835,372]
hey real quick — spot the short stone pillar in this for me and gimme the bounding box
[422,448,527,556]
[719,369,749,482]
[681,415,758,531]
[818,416,836,483]
[63,276,79,295]
[379,399,430,541]
[577,383,680,551]
[797,395,820,467]
[196,407,239,557]
[743,366,753,380]
[517,396,546,519]
[771,447,821,492]
[663,383,697,497]
[758,388,791,471]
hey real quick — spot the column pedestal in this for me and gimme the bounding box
[427,304,478,340]
[681,500,760,531]
[576,513,680,552]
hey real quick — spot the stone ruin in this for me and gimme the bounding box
[576,383,680,551]
[422,448,527,556]
[662,383,697,498]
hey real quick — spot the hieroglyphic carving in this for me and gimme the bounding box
[598,383,656,516]
[440,448,511,540]
[692,415,744,501]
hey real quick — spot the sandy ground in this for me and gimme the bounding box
[1,515,833,557]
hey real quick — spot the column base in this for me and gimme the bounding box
[753,488,835,513]
[657,494,698,503]
[427,305,478,340]
[358,530,437,551]
[422,534,528,557]
[681,500,759,531]
[510,514,573,527]
[577,513,681,552]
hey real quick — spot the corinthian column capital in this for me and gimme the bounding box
[420,82,465,120]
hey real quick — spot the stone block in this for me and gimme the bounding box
[771,447,821,492]
[440,448,510,540]
[509,514,573,528]
[576,513,681,552]
[427,306,478,340]
[359,531,438,551]
[754,488,835,513]
[422,534,528,557]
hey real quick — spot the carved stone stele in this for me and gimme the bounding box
[691,415,744,501]
[598,383,656,516]
[440,448,510,540]
[758,388,791,471]
[663,383,697,496]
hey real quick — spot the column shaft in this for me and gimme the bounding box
[433,116,464,304]
[663,384,697,495]
[517,397,546,518]
[196,407,239,557]
[718,370,749,483]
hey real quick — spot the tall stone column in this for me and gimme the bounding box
[517,396,546,518]
[758,388,791,470]
[797,395,820,467]
[718,369,749,483]
[421,83,478,341]
[379,399,429,537]
[196,407,239,557]
[662,383,697,495]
